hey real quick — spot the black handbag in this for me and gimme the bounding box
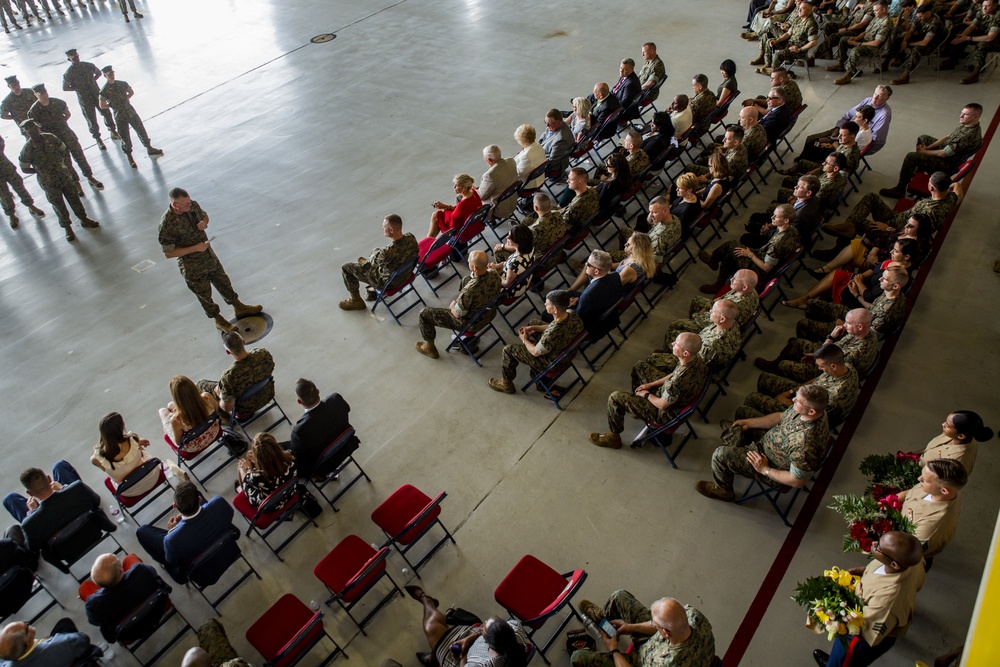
[297,485,323,519]
[445,607,482,626]
[220,427,249,457]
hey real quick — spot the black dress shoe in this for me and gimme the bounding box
[813,649,830,667]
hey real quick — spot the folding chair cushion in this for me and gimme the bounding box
[370,484,440,546]
[233,489,295,530]
[314,535,386,603]
[495,555,581,628]
[246,594,323,664]
[106,459,166,503]
[166,415,222,457]
[418,236,455,267]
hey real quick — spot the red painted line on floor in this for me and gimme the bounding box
[722,99,1000,666]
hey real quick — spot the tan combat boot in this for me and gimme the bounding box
[488,378,516,394]
[338,296,366,311]
[415,341,439,359]
[589,432,623,449]
[890,71,910,85]
[213,315,237,333]
[233,300,262,317]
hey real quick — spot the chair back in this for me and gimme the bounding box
[114,588,171,644]
[0,566,35,616]
[544,329,590,376]
[953,157,976,182]
[186,527,242,588]
[418,228,458,270]
[271,610,326,666]
[312,427,358,476]
[179,413,223,455]
[114,458,165,501]
[235,376,276,417]
[46,510,114,571]
[518,161,550,196]
[490,180,523,219]
[248,477,301,529]
[380,256,420,296]
[634,75,667,110]
[454,204,492,244]
[592,109,622,143]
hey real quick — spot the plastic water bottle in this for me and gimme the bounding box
[108,504,125,524]
[309,600,320,612]
[97,641,114,660]
[401,568,409,576]
[581,616,602,640]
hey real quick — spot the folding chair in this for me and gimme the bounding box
[736,437,834,527]
[44,510,123,580]
[233,478,316,561]
[113,587,193,667]
[247,594,347,666]
[616,277,650,337]
[450,203,493,260]
[232,375,291,440]
[905,156,976,199]
[583,109,624,164]
[629,382,709,468]
[371,484,455,575]
[486,180,523,241]
[164,412,233,487]
[636,75,669,122]
[709,89,741,136]
[444,298,507,366]
[417,228,463,296]
[845,142,873,194]
[494,555,587,665]
[104,458,174,526]
[370,256,426,325]
[314,535,402,633]
[308,426,371,512]
[757,247,803,320]
[0,566,63,624]
[520,329,590,410]
[579,302,622,372]
[497,260,544,331]
[776,103,808,159]
[184,527,261,613]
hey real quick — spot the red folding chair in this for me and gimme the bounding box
[246,594,347,667]
[370,484,455,575]
[313,535,402,633]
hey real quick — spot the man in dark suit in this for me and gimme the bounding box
[136,481,238,585]
[587,82,621,127]
[759,86,792,145]
[290,378,359,481]
[3,463,115,563]
[84,553,170,643]
[0,525,39,618]
[612,58,642,111]
[572,250,623,339]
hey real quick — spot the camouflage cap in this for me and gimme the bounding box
[65,48,78,57]
[101,65,114,73]
[30,83,47,93]
[4,75,18,84]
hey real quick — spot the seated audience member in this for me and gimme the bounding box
[717,59,739,107]
[736,108,768,166]
[696,385,830,502]
[488,289,584,395]
[663,269,760,345]
[588,82,622,127]
[698,203,801,294]
[236,433,297,510]
[591,332,707,450]
[688,74,718,126]
[671,173,704,228]
[487,224,534,295]
[3,462,114,555]
[759,86,792,145]
[513,124,546,190]
[615,196,681,266]
[158,375,221,452]
[89,412,153,495]
[571,593,714,667]
[781,121,861,177]
[0,525,38,616]
[634,299,742,385]
[669,95,693,141]
[555,167,600,232]
[477,145,519,219]
[567,97,592,142]
[416,251,503,359]
[83,553,170,642]
[853,104,875,151]
[594,151,632,211]
[690,124,748,182]
[696,153,731,210]
[403,585,528,667]
[801,85,893,154]
[889,6,942,87]
[795,265,908,342]
[198,331,275,418]
[427,175,482,239]
[569,251,624,338]
[572,237,652,292]
[752,0,820,74]
[641,111,676,160]
[743,175,821,250]
[756,307,877,382]
[637,42,667,104]
[920,410,994,476]
[899,459,967,560]
[745,0,796,40]
[612,58,642,110]
[746,69,801,117]
[813,152,849,210]
[620,130,650,177]
[0,619,101,666]
[340,213,420,310]
[878,103,982,199]
[184,619,251,667]
[540,108,575,175]
[947,0,1000,84]
[827,0,893,85]
[502,193,566,272]
[812,531,925,667]
[741,342,860,426]
[137,480,237,584]
[288,378,359,481]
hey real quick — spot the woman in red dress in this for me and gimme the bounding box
[427,173,482,238]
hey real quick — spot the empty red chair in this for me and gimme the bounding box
[246,594,346,667]
[313,534,401,633]
[370,484,454,575]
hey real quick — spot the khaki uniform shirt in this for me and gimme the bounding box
[920,434,977,476]
[856,559,925,646]
[902,486,961,557]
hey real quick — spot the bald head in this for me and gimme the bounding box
[879,531,924,570]
[91,553,124,588]
[675,332,702,356]
[182,648,213,667]
[739,105,759,127]
[733,268,758,292]
[712,299,739,328]
[650,598,691,636]
[469,250,488,272]
[845,308,872,336]
[0,622,33,661]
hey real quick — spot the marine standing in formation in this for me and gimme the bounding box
[62,49,119,151]
[98,65,163,169]
[27,83,104,192]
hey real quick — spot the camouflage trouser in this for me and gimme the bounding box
[616,226,640,250]
[77,95,117,140]
[664,300,713,348]
[970,40,1000,70]
[741,391,788,416]
[896,136,954,189]
[797,300,847,341]
[418,307,462,342]
[712,439,770,491]
[773,46,806,69]
[735,405,767,421]
[845,44,882,72]
[608,390,664,434]
[631,356,675,390]
[38,177,86,228]
[570,590,651,667]
[826,191,900,239]
[181,257,238,318]
[500,342,551,383]
[776,337,822,382]
[756,372,800,398]
[900,44,933,74]
[113,107,152,154]
[0,167,35,215]
[341,261,382,298]
[196,619,239,665]
[712,240,760,280]
[56,131,93,179]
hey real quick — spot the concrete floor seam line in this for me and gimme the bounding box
[723,100,1000,666]
[331,0,411,33]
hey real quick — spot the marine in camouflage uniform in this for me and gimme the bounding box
[689,89,718,126]
[824,189,959,239]
[888,121,982,191]
[62,49,118,145]
[98,67,162,161]
[955,3,1000,80]
[0,78,36,127]
[780,78,802,113]
[769,11,820,69]
[27,85,100,187]
[712,403,830,492]
[607,355,707,434]
[709,224,801,280]
[625,149,649,178]
[634,322,741,387]
[570,590,715,667]
[18,122,97,238]
[665,287,758,345]
[614,215,681,266]
[198,347,275,417]
[562,186,600,231]
[742,364,860,425]
[787,141,860,179]
[637,54,666,102]
[796,291,906,341]
[196,618,253,667]
[341,232,419,299]
[743,123,768,161]
[816,169,848,209]
[690,142,747,180]
[0,135,44,226]
[499,311,584,383]
[418,269,502,342]
[775,330,878,382]
[837,13,893,76]
[896,11,943,77]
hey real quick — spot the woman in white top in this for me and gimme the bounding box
[854,104,875,152]
[566,97,592,141]
[513,124,546,189]
[90,412,154,495]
